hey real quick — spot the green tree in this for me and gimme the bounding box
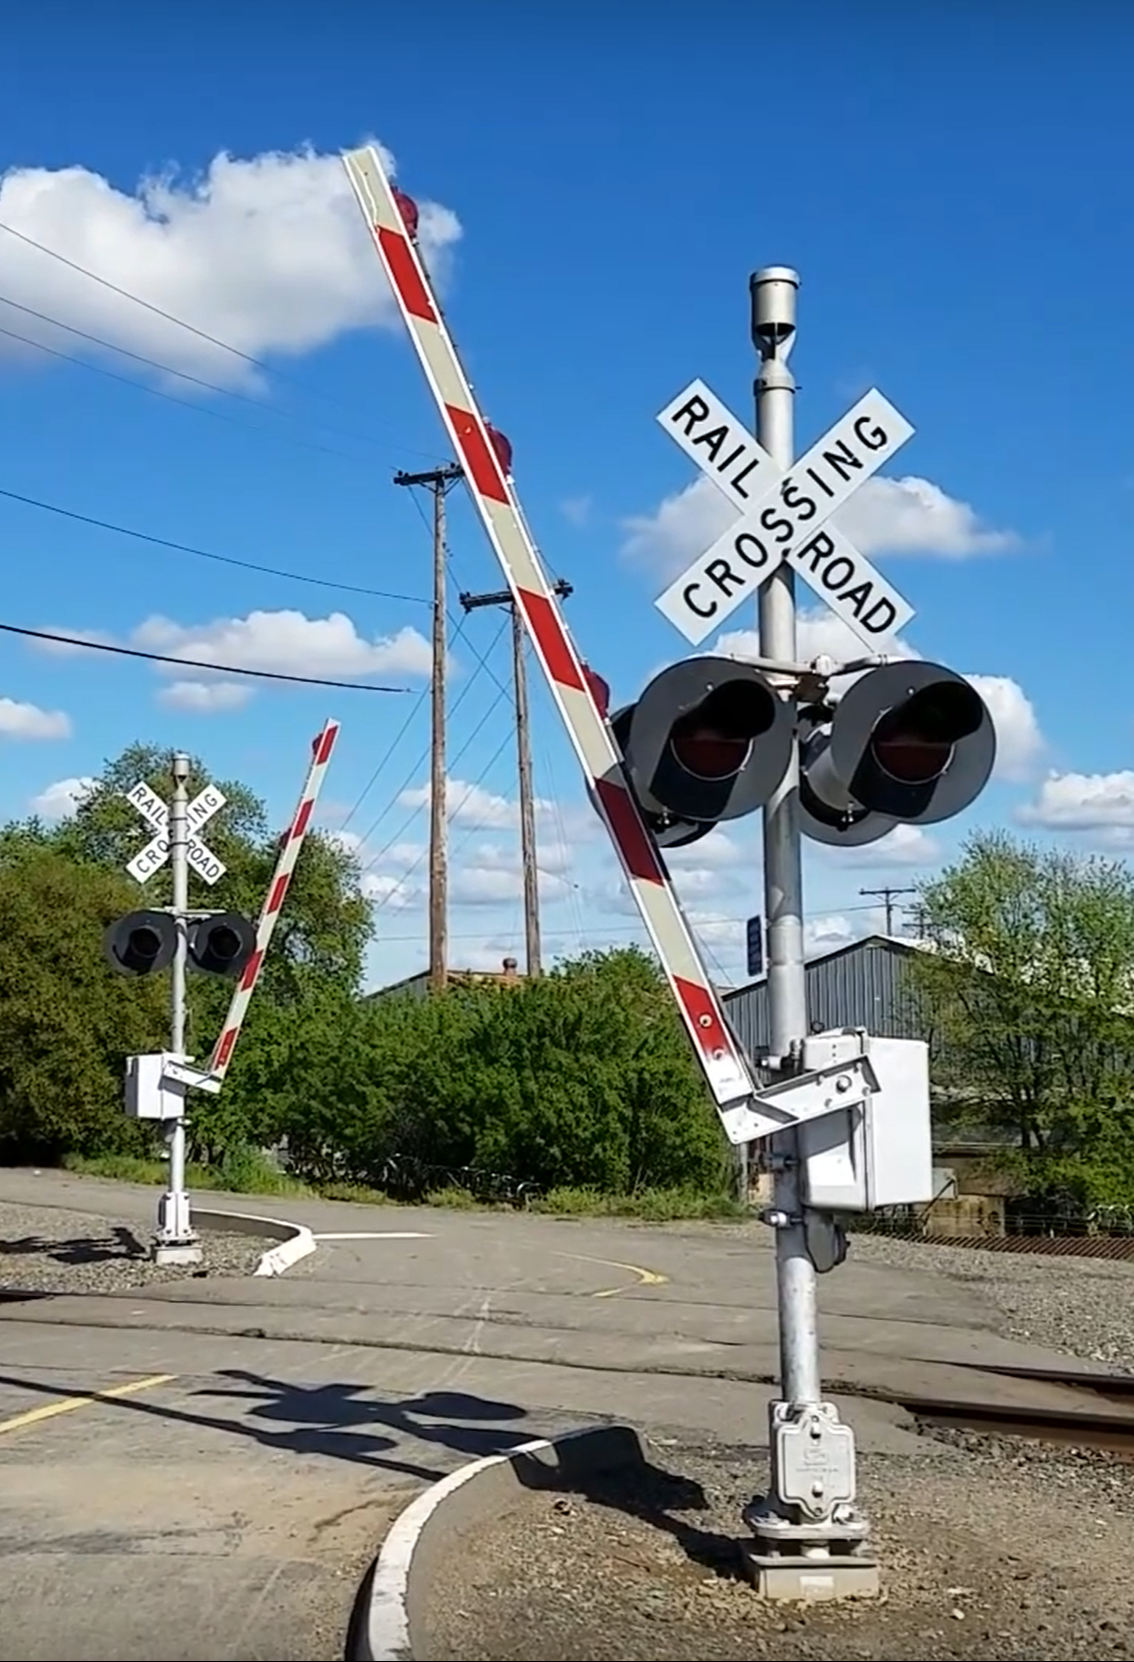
[280,946,728,1197]
[1,741,373,1162]
[0,842,167,1159]
[910,829,1134,1208]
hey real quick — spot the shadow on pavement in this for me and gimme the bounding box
[513,1437,745,1581]
[0,1365,535,1484]
[0,1225,146,1265]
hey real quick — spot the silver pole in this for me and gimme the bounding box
[155,751,200,1263]
[752,267,821,1407]
[745,270,875,1599]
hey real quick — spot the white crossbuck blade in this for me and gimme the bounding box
[654,379,917,649]
[124,779,227,886]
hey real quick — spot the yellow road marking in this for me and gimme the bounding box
[0,1372,175,1437]
[557,1252,669,1298]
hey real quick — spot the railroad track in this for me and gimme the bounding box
[894,1363,1134,1456]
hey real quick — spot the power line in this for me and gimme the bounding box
[0,483,428,605]
[347,614,511,844]
[369,721,515,913]
[0,620,410,693]
[0,311,375,467]
[0,218,447,465]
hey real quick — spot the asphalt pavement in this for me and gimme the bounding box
[0,1167,1107,1661]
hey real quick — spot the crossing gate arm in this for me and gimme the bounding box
[341,147,761,1138]
[205,720,340,1084]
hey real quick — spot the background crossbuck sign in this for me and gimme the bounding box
[125,780,227,887]
[654,379,917,649]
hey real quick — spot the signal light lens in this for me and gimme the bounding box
[668,680,777,782]
[870,682,984,786]
[126,926,164,969]
[208,925,243,969]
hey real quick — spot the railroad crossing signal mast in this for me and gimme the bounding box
[105,724,340,1260]
[341,147,996,1600]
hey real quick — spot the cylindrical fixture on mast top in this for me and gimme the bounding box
[750,266,800,352]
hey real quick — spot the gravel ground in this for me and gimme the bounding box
[846,1231,1134,1369]
[0,1201,282,1292]
[427,1433,1134,1661]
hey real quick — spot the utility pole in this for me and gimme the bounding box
[859,885,917,936]
[155,751,201,1265]
[395,463,463,993]
[459,578,573,977]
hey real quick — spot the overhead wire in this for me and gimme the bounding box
[349,612,510,851]
[0,218,449,464]
[363,675,512,888]
[369,719,515,913]
[0,310,378,466]
[0,620,410,692]
[0,484,428,605]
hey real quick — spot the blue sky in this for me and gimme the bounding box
[0,7,1131,991]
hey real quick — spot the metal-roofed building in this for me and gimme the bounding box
[722,935,924,1057]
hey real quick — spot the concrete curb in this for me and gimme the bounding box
[346,1423,647,1662]
[192,1208,318,1277]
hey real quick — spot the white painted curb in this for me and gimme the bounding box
[348,1424,645,1662]
[253,1225,317,1277]
[192,1208,318,1278]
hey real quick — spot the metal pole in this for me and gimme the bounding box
[155,751,200,1264]
[512,603,541,977]
[752,267,821,1410]
[429,478,450,992]
[744,269,875,1599]
[395,463,463,993]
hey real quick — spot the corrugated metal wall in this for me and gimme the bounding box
[723,938,922,1056]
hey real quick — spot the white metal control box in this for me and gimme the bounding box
[125,1053,188,1121]
[796,1031,932,1212]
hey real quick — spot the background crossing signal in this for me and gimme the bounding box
[611,655,794,849]
[102,910,177,977]
[799,660,996,848]
[187,913,256,978]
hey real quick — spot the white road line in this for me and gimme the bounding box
[312,1231,435,1241]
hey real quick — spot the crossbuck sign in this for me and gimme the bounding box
[654,381,917,649]
[125,780,227,887]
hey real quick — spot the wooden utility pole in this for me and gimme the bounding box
[859,884,917,936]
[395,463,463,992]
[459,578,573,978]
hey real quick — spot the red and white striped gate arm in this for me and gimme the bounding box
[208,720,340,1082]
[342,146,760,1136]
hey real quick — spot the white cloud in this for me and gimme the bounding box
[0,696,71,740]
[399,777,522,830]
[620,472,1018,583]
[133,610,434,682]
[836,477,1019,560]
[157,679,252,713]
[449,864,569,907]
[396,778,588,835]
[0,141,461,389]
[560,495,593,527]
[963,675,1044,783]
[1016,772,1134,846]
[804,913,859,956]
[817,822,942,870]
[621,476,733,581]
[30,775,94,817]
[718,609,1044,785]
[362,871,422,911]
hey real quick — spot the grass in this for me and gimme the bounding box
[62,1152,745,1222]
